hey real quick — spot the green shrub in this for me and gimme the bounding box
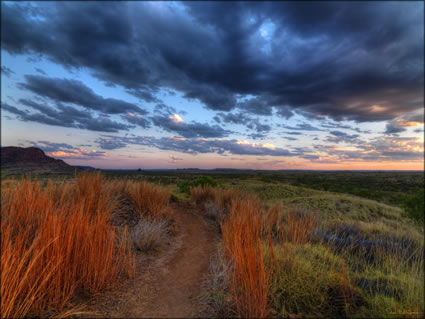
[403,188,424,224]
[177,175,217,193]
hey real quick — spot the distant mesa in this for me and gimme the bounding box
[1,146,74,176]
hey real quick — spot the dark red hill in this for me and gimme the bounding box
[1,146,73,176]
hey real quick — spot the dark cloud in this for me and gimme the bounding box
[246,119,271,133]
[151,114,230,138]
[154,103,187,116]
[19,98,91,119]
[121,113,151,128]
[402,111,424,124]
[2,2,422,122]
[2,101,134,132]
[1,66,14,77]
[2,103,27,117]
[320,121,371,134]
[96,138,127,150]
[150,103,229,138]
[35,67,46,75]
[127,88,161,104]
[385,120,407,135]
[236,97,274,116]
[381,151,424,160]
[214,112,271,136]
[275,107,294,119]
[96,135,303,157]
[326,130,362,143]
[284,131,302,135]
[301,154,320,160]
[248,133,268,140]
[78,116,133,133]
[18,74,147,115]
[214,112,249,125]
[330,131,358,137]
[282,123,322,131]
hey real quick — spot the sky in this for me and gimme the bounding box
[1,1,424,170]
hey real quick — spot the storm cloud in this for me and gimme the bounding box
[2,2,423,122]
[214,112,271,134]
[18,75,146,115]
[151,114,230,138]
[2,101,134,132]
[96,135,301,157]
[1,66,14,77]
[1,2,423,169]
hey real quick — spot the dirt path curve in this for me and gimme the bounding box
[84,202,218,318]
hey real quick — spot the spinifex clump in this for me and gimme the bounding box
[1,174,135,318]
[221,198,270,318]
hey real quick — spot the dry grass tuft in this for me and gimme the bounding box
[221,198,270,318]
[1,174,135,318]
[286,210,318,244]
[190,186,216,206]
[199,246,234,318]
[263,206,317,244]
[126,181,172,219]
[131,218,170,252]
[192,187,248,226]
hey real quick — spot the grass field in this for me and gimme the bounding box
[2,170,423,318]
[187,174,424,318]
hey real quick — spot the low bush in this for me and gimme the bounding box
[178,175,217,193]
[402,188,424,224]
[204,202,226,224]
[131,218,170,252]
[192,187,247,225]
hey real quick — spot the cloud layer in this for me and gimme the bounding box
[2,2,423,169]
[2,2,423,122]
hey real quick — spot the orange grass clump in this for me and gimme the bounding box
[190,185,216,206]
[126,181,171,219]
[221,198,270,318]
[215,188,246,212]
[262,206,317,244]
[286,211,318,244]
[1,175,135,318]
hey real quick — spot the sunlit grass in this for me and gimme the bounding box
[194,179,424,318]
[0,173,143,318]
[221,198,270,318]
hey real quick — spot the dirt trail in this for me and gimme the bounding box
[83,202,218,318]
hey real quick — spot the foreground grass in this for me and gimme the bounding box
[1,173,173,318]
[2,171,422,318]
[192,184,424,318]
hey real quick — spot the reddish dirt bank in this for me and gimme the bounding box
[81,202,218,318]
